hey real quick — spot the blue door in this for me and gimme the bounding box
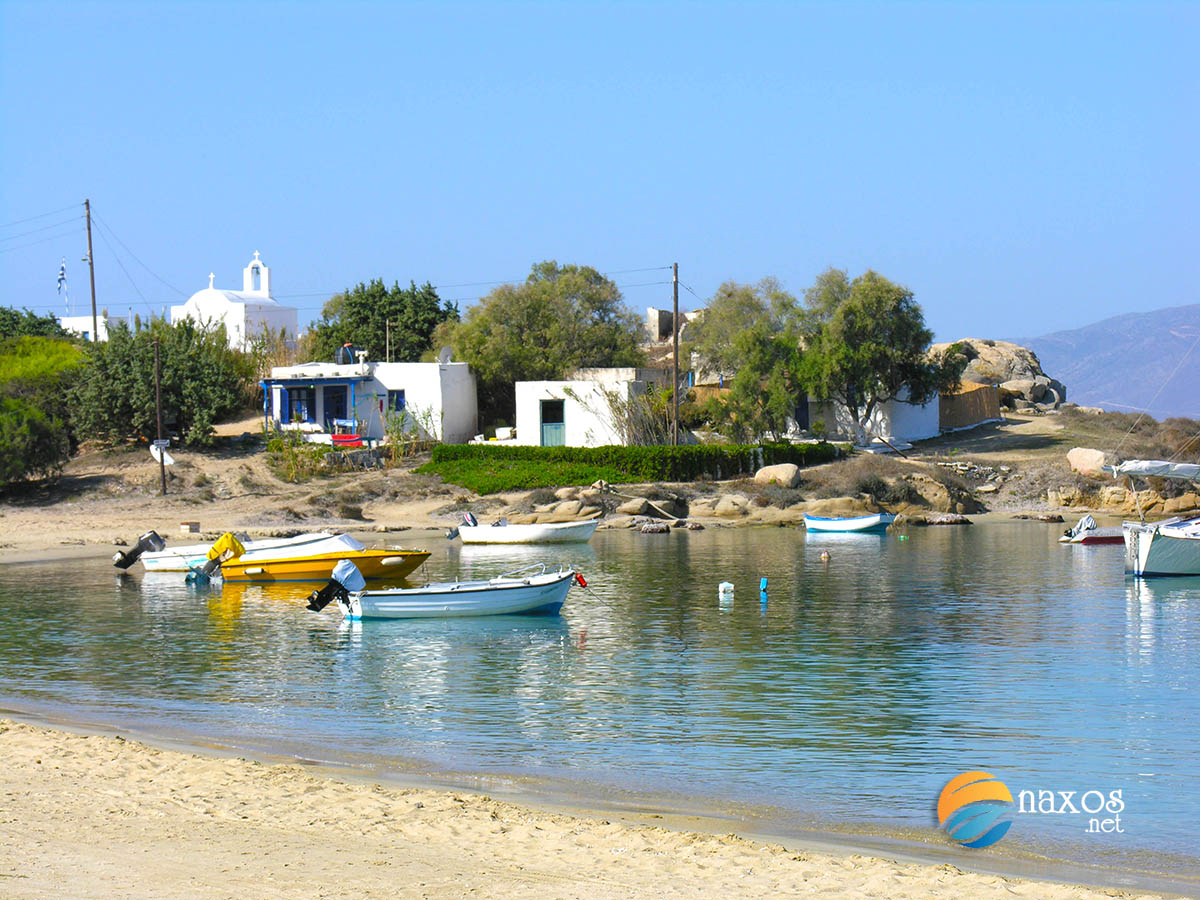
[540,399,565,446]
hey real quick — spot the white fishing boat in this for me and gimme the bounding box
[449,514,598,544]
[803,512,895,533]
[1106,460,1200,576]
[306,561,579,619]
[138,532,337,572]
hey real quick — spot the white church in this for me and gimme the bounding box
[170,252,298,350]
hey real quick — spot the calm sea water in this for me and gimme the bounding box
[1,523,1197,878]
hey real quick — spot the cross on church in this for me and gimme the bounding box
[208,272,215,288]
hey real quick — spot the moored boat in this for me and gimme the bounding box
[803,512,895,533]
[1058,515,1124,545]
[218,533,429,582]
[140,531,337,572]
[452,515,599,544]
[306,561,579,619]
[1106,460,1200,577]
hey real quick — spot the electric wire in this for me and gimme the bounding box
[91,220,153,308]
[0,215,84,242]
[0,228,83,255]
[0,203,80,229]
[91,213,189,297]
[1112,328,1200,457]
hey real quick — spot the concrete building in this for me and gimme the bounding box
[58,313,126,342]
[171,252,298,350]
[262,356,477,444]
[513,368,669,447]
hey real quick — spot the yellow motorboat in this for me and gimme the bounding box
[198,532,430,583]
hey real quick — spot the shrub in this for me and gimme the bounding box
[419,442,843,494]
[266,431,336,482]
[0,396,71,486]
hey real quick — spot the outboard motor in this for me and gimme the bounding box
[113,530,166,570]
[462,512,478,527]
[307,559,367,612]
[185,532,246,583]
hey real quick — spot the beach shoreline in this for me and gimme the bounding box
[1,711,1191,900]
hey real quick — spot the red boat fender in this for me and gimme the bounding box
[575,572,587,587]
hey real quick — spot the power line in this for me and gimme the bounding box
[1112,328,1200,456]
[91,213,188,297]
[0,215,84,242]
[0,228,82,255]
[0,203,80,229]
[91,220,153,308]
[679,281,705,301]
[603,265,673,275]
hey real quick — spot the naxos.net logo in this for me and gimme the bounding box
[937,771,1014,848]
[938,771,1127,849]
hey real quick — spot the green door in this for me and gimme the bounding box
[540,399,565,446]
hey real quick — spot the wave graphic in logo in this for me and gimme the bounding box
[938,771,1014,848]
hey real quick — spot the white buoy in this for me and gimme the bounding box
[718,581,734,604]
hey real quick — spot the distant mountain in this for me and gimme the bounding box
[1014,304,1200,420]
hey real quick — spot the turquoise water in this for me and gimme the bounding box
[1,523,1198,879]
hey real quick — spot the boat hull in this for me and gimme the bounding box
[221,549,430,582]
[343,570,575,619]
[1060,528,1125,545]
[803,513,895,533]
[1124,519,1200,576]
[141,532,336,571]
[458,520,598,544]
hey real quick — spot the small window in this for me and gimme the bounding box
[388,390,406,412]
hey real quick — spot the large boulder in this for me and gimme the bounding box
[931,338,1067,406]
[1066,447,1107,478]
[754,463,801,488]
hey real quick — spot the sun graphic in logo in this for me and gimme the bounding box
[938,771,1014,848]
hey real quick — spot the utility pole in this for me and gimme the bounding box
[154,339,167,496]
[672,262,679,446]
[84,199,98,342]
[386,319,391,363]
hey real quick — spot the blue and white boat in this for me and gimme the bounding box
[307,561,579,619]
[803,512,895,533]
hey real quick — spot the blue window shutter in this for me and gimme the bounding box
[279,388,290,424]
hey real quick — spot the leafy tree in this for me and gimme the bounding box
[434,261,645,425]
[0,306,68,339]
[69,318,256,446]
[308,279,458,364]
[686,278,799,382]
[0,336,82,487]
[797,270,965,442]
[686,279,805,441]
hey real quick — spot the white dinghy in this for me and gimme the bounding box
[306,561,581,619]
[448,513,598,544]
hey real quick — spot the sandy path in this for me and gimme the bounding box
[0,720,1169,900]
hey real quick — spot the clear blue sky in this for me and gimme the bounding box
[2,1,1195,342]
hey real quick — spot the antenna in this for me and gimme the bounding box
[438,346,453,365]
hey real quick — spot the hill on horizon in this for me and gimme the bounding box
[1014,303,1200,420]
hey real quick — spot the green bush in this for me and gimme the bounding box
[265,431,336,483]
[68,319,256,446]
[420,442,843,493]
[0,396,71,485]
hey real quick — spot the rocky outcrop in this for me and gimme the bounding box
[930,338,1067,409]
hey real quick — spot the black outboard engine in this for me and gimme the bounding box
[113,530,166,570]
[307,559,367,612]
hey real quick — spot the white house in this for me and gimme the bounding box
[58,313,126,342]
[171,252,298,350]
[809,388,940,445]
[263,356,477,444]
[513,368,669,448]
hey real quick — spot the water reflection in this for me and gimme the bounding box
[0,525,1197,871]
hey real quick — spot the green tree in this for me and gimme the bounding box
[434,261,645,425]
[0,335,82,487]
[0,306,68,339]
[686,278,805,442]
[797,270,965,442]
[308,279,457,363]
[69,318,256,446]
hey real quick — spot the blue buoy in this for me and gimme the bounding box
[759,577,768,592]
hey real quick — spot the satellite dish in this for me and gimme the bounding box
[438,346,453,364]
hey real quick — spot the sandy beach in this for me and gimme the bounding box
[1,718,1180,900]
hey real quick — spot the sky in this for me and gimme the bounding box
[1,1,1196,342]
